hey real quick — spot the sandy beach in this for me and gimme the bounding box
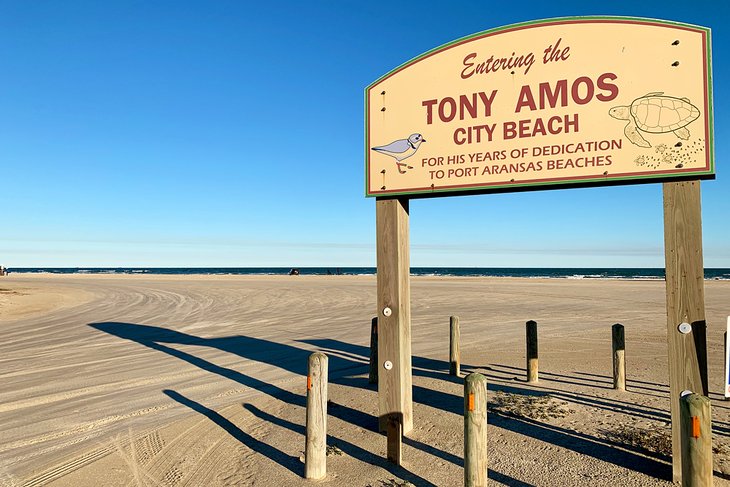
[1,274,730,486]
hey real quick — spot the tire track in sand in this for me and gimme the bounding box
[21,429,163,487]
[135,400,283,486]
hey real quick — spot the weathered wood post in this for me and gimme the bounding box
[304,352,328,480]
[386,413,403,465]
[464,373,488,487]
[680,392,712,486]
[526,320,538,383]
[376,197,413,439]
[612,323,626,391]
[369,317,378,384]
[450,315,460,376]
[664,180,708,482]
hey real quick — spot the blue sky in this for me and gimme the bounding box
[1,0,728,268]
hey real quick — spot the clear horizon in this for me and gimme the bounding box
[2,1,728,268]
[7,265,730,270]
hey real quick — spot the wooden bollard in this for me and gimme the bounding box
[464,373,488,487]
[369,317,378,384]
[450,316,460,376]
[526,320,538,383]
[386,413,402,465]
[680,392,712,486]
[612,323,626,391]
[305,352,328,480]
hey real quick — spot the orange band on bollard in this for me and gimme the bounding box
[691,416,700,438]
[468,393,475,411]
[307,376,312,390]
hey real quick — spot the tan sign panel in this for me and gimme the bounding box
[365,17,713,198]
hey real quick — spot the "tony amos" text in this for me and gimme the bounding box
[421,72,619,145]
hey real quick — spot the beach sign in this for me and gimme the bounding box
[365,17,713,198]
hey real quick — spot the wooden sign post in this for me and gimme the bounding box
[663,180,709,482]
[376,197,413,439]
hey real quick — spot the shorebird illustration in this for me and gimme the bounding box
[371,133,426,173]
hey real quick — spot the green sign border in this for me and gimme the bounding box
[364,16,714,199]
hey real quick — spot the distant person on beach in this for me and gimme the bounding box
[0,266,6,276]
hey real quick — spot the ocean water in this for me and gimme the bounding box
[6,267,730,280]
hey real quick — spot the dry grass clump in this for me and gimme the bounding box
[366,479,415,487]
[326,445,343,456]
[600,424,672,457]
[489,392,575,421]
[603,423,730,475]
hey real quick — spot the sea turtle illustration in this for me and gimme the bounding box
[609,93,700,148]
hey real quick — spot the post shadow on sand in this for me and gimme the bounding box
[488,363,668,396]
[242,403,439,487]
[298,337,665,395]
[483,363,672,399]
[91,322,480,481]
[90,322,378,431]
[93,322,671,481]
[163,389,301,476]
[573,370,668,389]
[297,337,451,378]
[243,403,532,486]
[301,337,674,426]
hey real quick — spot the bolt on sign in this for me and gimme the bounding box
[365,17,714,198]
